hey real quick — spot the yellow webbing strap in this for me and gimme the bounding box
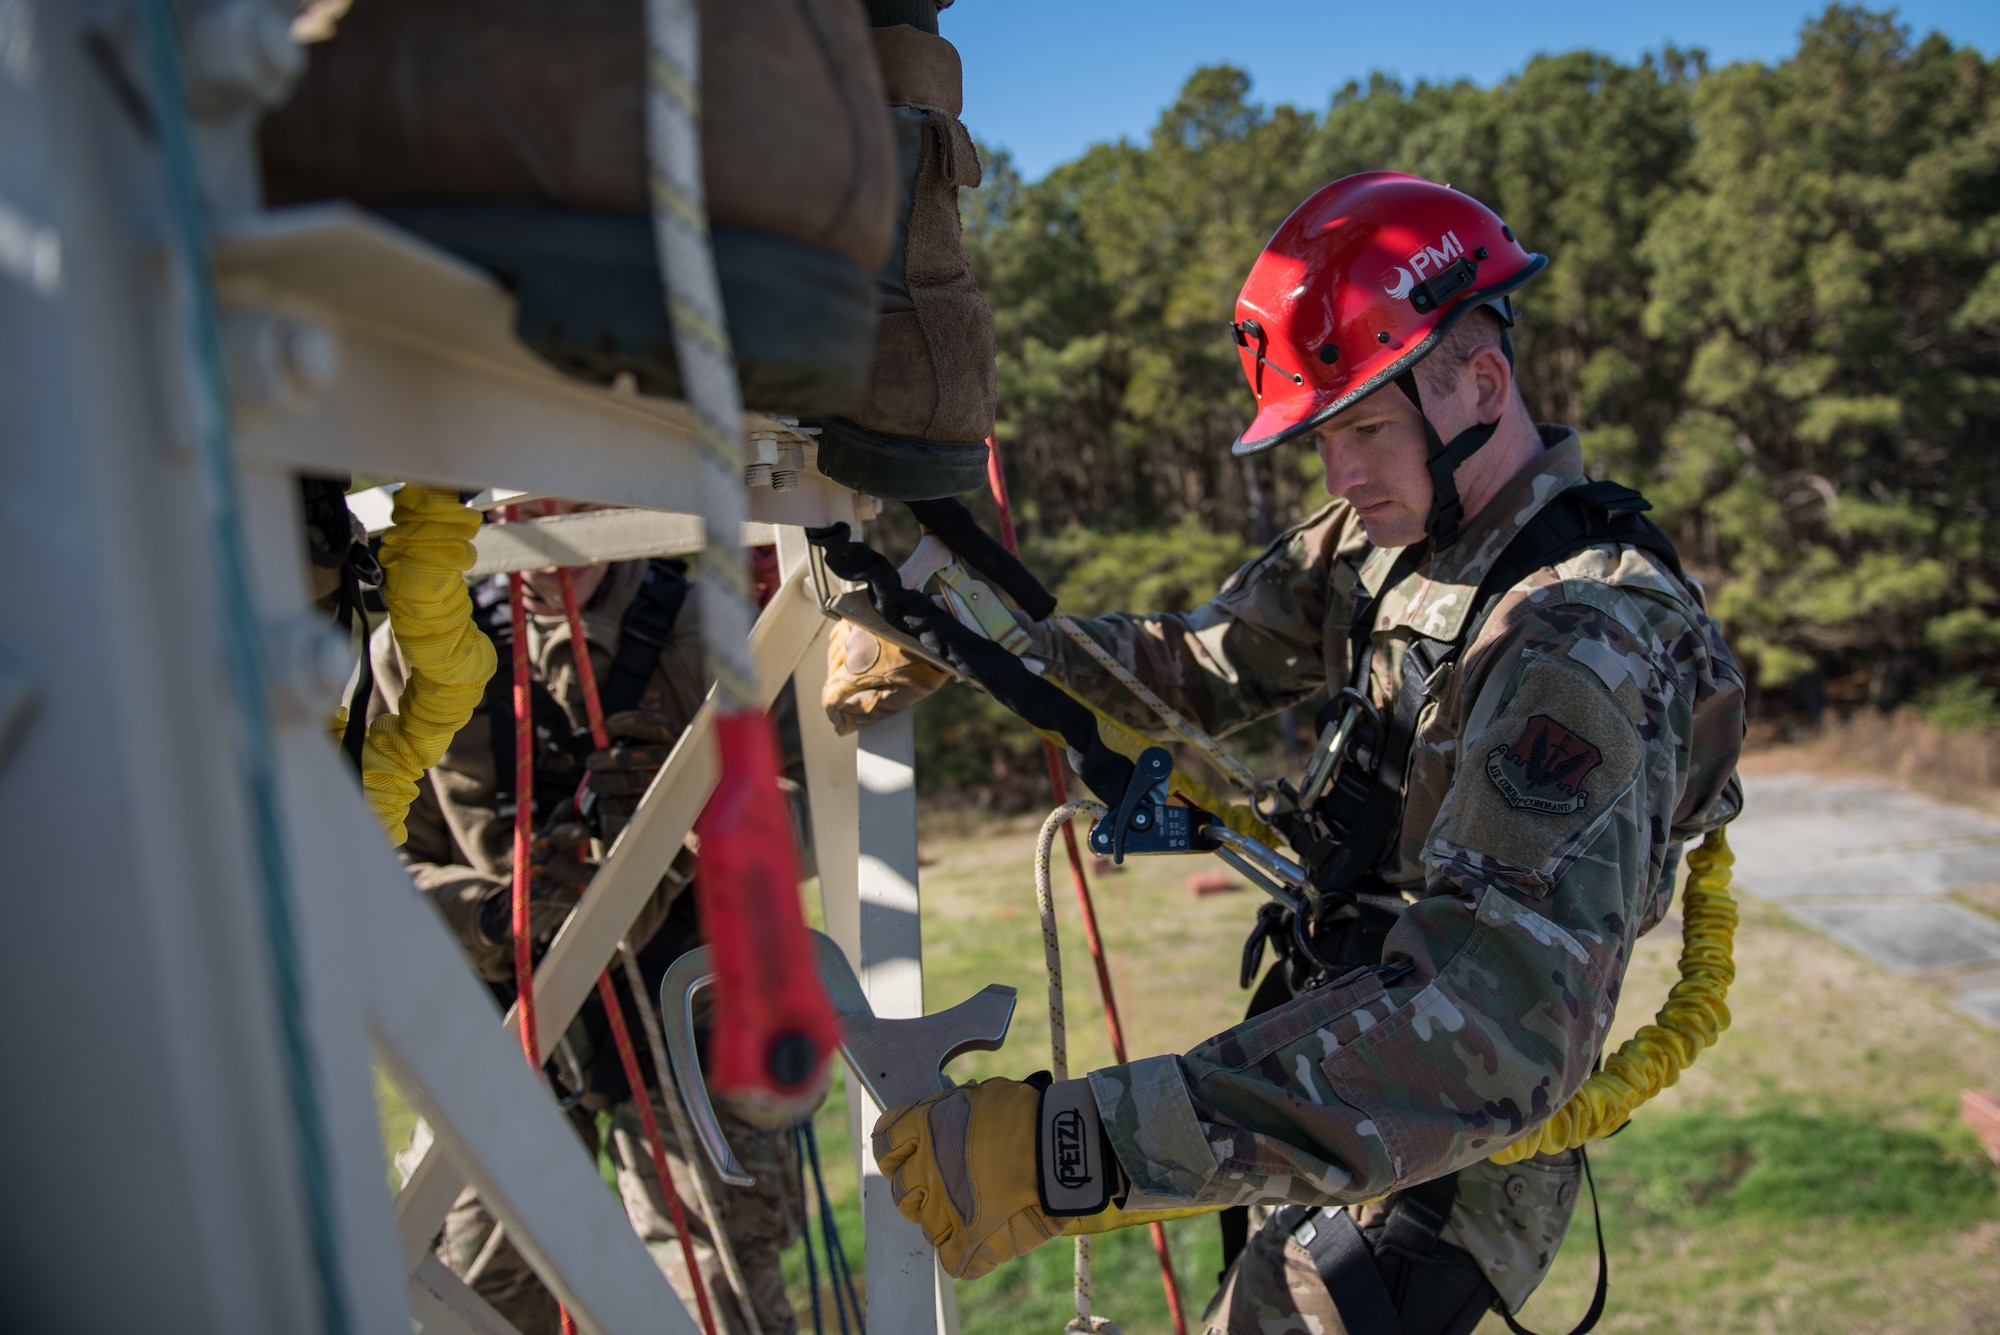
[1489,826,1738,1163]
[339,485,496,845]
[1033,682,1287,850]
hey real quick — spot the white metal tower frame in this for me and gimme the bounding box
[1,2,955,1330]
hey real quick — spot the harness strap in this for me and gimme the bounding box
[1392,370,1499,552]
[807,522,1137,805]
[599,557,690,717]
[1275,1172,1465,1335]
[906,497,1059,620]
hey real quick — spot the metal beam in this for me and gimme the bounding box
[466,508,704,578]
[407,1257,526,1335]
[793,648,959,1334]
[216,206,862,529]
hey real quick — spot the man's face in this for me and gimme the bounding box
[515,499,610,615]
[1309,386,1435,548]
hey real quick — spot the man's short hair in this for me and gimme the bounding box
[1415,305,1511,400]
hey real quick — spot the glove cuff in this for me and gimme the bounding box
[1036,1077,1123,1216]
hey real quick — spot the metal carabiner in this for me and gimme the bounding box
[1296,686,1384,809]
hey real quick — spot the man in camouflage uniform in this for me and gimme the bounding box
[858,174,1745,1333]
[372,550,803,1335]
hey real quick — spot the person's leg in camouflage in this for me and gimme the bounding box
[607,1091,806,1335]
[414,1106,607,1334]
[1204,1150,1583,1335]
[437,1186,565,1335]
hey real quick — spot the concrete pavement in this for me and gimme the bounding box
[1729,769,2000,1029]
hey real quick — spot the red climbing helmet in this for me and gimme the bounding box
[1230,172,1547,457]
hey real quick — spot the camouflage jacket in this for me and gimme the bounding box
[369,560,706,982]
[1024,427,1746,1211]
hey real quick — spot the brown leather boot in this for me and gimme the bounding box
[259,0,896,417]
[812,19,997,500]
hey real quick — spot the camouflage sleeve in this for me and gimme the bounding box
[1089,577,1745,1210]
[1019,503,1369,741]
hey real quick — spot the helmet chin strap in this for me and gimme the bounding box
[1393,368,1501,552]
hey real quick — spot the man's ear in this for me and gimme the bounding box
[1467,342,1513,425]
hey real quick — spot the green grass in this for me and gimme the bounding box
[380,811,2000,1334]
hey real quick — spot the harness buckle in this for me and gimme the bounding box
[898,534,1032,655]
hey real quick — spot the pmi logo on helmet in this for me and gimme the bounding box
[1051,1108,1091,1189]
[1383,231,1467,300]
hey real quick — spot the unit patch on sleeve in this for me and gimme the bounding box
[1486,714,1603,815]
[1431,651,1641,891]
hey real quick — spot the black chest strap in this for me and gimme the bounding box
[598,558,690,718]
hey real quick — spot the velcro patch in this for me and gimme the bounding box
[1038,1078,1116,1216]
[1434,652,1640,889]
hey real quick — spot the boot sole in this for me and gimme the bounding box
[812,417,990,501]
[378,207,875,417]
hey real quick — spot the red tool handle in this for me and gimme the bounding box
[697,709,842,1113]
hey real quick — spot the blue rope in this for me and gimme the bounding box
[802,1120,863,1334]
[138,7,348,1334]
[794,1126,826,1335]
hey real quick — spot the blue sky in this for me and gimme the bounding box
[942,1,2000,180]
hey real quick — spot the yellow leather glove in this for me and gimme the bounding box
[872,1074,1218,1279]
[823,620,949,736]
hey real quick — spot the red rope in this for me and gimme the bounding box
[985,439,1189,1335]
[507,565,539,1072]
[557,568,721,1335]
[504,554,574,1335]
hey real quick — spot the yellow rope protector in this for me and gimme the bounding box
[347,485,496,845]
[1489,826,1738,1163]
[1033,683,1288,850]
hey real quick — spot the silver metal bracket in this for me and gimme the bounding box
[659,930,1016,1185]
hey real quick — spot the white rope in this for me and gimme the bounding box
[1051,613,1264,797]
[1034,801,1124,1335]
[644,0,758,711]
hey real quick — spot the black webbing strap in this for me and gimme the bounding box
[334,564,376,771]
[1276,1172,1463,1335]
[1500,1149,1607,1335]
[599,558,689,717]
[905,498,1059,620]
[1393,370,1499,552]
[1375,1173,1460,1260]
[805,522,1135,804]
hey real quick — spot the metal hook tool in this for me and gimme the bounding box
[660,930,1018,1185]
